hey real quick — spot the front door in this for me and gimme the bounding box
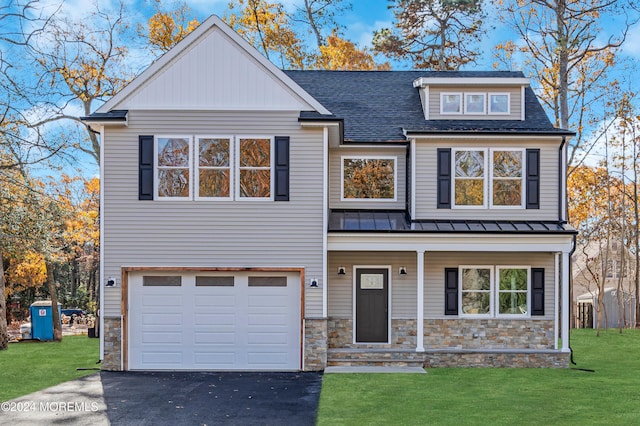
[355,268,389,343]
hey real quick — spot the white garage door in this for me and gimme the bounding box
[128,271,300,370]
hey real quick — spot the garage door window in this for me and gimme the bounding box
[248,277,287,287]
[143,276,181,286]
[195,276,235,287]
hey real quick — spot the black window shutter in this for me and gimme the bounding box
[531,268,545,316]
[526,149,540,209]
[444,267,459,315]
[139,135,154,200]
[274,136,290,201]
[437,148,451,209]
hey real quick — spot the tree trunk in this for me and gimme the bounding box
[556,0,570,130]
[0,251,8,350]
[46,261,62,342]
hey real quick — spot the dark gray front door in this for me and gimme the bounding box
[355,268,389,342]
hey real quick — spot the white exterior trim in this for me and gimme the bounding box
[521,86,526,121]
[154,135,193,201]
[416,250,425,352]
[554,252,560,350]
[464,92,487,115]
[494,265,531,318]
[488,92,511,115]
[413,77,530,87]
[410,139,416,219]
[440,92,463,115]
[323,126,329,318]
[194,135,234,201]
[561,251,571,352]
[328,233,574,253]
[97,125,105,361]
[235,136,274,201]
[459,265,494,318]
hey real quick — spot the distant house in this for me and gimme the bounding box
[82,15,577,371]
[573,240,637,328]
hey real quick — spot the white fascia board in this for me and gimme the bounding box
[328,233,574,253]
[413,77,530,88]
[97,15,330,115]
[409,134,566,141]
[299,121,341,128]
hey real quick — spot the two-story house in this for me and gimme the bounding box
[82,15,576,371]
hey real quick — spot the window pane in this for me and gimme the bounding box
[498,292,528,315]
[240,138,270,167]
[455,151,484,177]
[466,94,485,113]
[462,268,491,290]
[442,94,461,113]
[158,138,189,166]
[239,169,271,197]
[343,158,395,199]
[490,94,509,113]
[462,292,491,314]
[499,268,528,290]
[143,276,181,286]
[455,179,484,206]
[158,169,189,197]
[199,169,230,197]
[199,138,229,167]
[196,276,234,287]
[493,180,521,206]
[493,151,522,177]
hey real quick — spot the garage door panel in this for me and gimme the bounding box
[142,351,183,365]
[142,331,183,344]
[129,272,300,371]
[194,331,236,344]
[194,352,236,365]
[248,332,288,344]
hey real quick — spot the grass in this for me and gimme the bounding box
[0,335,100,402]
[317,329,640,426]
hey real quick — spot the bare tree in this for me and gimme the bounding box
[292,0,352,49]
[373,0,486,70]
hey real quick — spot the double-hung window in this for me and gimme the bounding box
[453,148,524,208]
[459,266,530,317]
[154,135,273,200]
[156,136,192,199]
[196,136,232,200]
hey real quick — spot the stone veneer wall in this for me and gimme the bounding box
[328,318,416,348]
[425,351,569,368]
[423,319,555,349]
[102,317,122,371]
[304,318,328,371]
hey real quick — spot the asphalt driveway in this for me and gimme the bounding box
[0,371,323,425]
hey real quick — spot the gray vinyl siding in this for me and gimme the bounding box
[102,110,324,317]
[327,251,416,318]
[424,252,555,319]
[328,251,555,320]
[429,86,521,120]
[329,146,407,210]
[414,138,560,220]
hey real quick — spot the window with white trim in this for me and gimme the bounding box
[342,156,396,201]
[464,93,486,114]
[238,137,272,199]
[154,135,273,200]
[489,93,510,114]
[156,136,192,199]
[441,93,462,114]
[459,266,530,317]
[453,148,525,208]
[197,136,232,200]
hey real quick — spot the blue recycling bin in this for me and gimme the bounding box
[30,301,61,341]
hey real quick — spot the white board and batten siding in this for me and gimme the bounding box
[327,251,555,320]
[413,138,561,221]
[128,271,300,370]
[102,110,325,318]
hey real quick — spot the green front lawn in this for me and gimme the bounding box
[317,329,640,426]
[0,335,100,402]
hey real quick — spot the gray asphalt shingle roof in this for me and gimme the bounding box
[285,70,573,142]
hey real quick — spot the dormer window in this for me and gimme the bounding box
[464,93,486,114]
[441,93,462,114]
[489,93,510,114]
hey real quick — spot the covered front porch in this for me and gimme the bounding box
[323,215,576,367]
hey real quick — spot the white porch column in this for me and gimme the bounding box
[416,249,425,352]
[561,250,571,352]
